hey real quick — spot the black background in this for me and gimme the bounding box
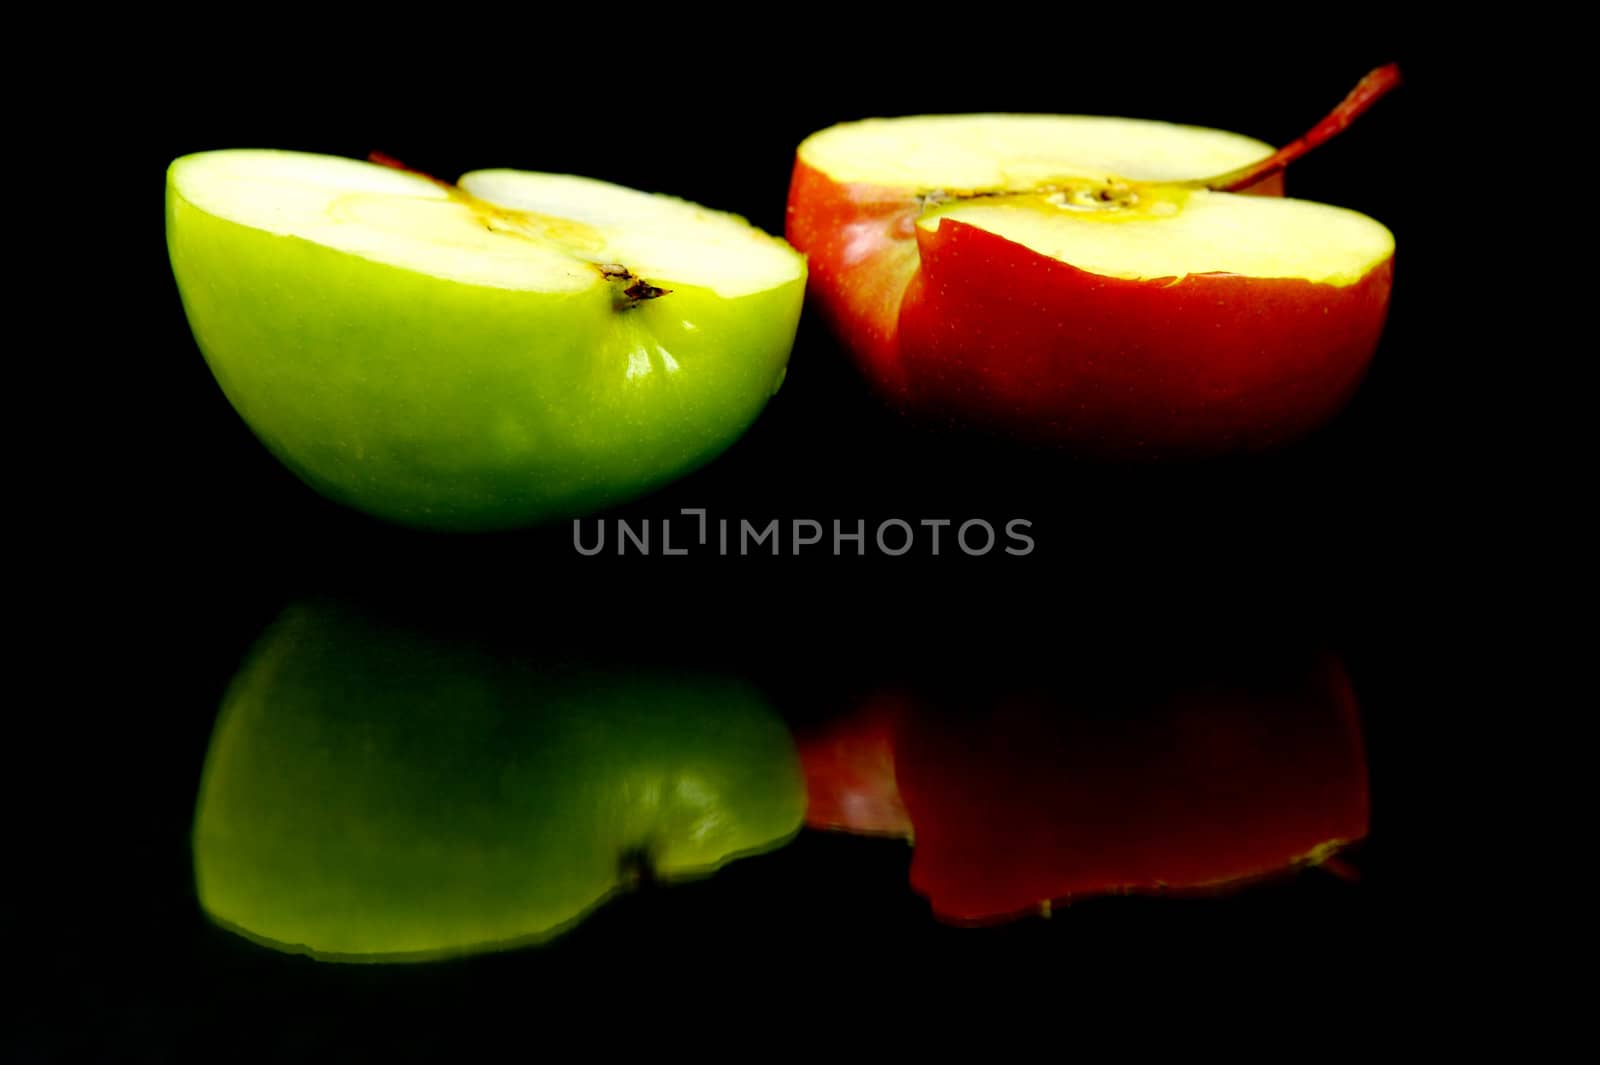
[30,25,1463,1057]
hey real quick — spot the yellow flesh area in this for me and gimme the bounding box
[459,169,802,298]
[800,114,1394,286]
[169,150,802,298]
[921,191,1393,286]
[799,114,1279,190]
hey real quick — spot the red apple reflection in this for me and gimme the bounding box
[799,651,1368,924]
[796,693,912,838]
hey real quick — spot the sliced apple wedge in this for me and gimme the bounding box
[787,95,1397,456]
[916,187,1390,288]
[167,150,804,530]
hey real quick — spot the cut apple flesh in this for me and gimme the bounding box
[168,150,802,298]
[921,190,1391,286]
[457,169,801,298]
[798,115,1392,285]
[798,114,1281,189]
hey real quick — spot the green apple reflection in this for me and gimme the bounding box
[192,601,805,961]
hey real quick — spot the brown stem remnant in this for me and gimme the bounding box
[1189,63,1402,193]
[914,63,1401,211]
[598,264,671,308]
[367,151,459,193]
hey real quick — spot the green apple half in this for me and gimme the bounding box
[191,601,806,961]
[167,151,805,530]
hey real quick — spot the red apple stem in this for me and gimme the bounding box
[367,151,460,192]
[1191,63,1402,193]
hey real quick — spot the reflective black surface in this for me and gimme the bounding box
[37,575,1413,1053]
[32,26,1461,1058]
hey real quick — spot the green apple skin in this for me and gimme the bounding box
[166,174,803,531]
[191,601,806,962]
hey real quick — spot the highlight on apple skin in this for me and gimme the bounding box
[796,692,912,838]
[190,600,807,962]
[166,150,806,531]
[786,71,1399,458]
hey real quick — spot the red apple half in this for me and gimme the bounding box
[787,94,1396,456]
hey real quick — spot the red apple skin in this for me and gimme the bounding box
[785,161,926,397]
[890,654,1368,925]
[796,694,912,838]
[786,157,1391,456]
[900,221,1393,455]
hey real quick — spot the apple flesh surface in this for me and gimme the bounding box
[786,115,1394,455]
[167,151,805,530]
[190,601,806,961]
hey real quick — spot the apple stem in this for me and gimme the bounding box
[367,151,460,193]
[1190,63,1402,193]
